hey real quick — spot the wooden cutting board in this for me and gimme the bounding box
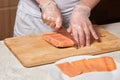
[4,25,120,67]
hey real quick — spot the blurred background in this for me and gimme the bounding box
[0,0,120,40]
[0,0,18,40]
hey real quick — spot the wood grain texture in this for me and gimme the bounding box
[0,1,18,40]
[4,25,120,67]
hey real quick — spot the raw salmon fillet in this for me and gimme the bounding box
[103,56,116,71]
[56,56,116,77]
[70,59,90,73]
[56,62,82,77]
[42,32,74,47]
[86,57,108,71]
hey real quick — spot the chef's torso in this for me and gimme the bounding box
[18,0,79,17]
[17,0,79,27]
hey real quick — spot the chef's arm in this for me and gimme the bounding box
[78,0,100,10]
[36,0,55,6]
[68,0,100,48]
[35,0,62,30]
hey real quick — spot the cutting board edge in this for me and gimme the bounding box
[21,49,120,68]
[20,48,120,67]
[4,38,120,68]
[4,39,26,67]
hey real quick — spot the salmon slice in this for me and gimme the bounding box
[42,32,74,47]
[56,56,116,77]
[70,59,90,73]
[86,57,108,72]
[56,62,82,77]
[103,56,116,71]
[42,33,60,42]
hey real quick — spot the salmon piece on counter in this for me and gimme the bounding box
[70,59,90,73]
[56,56,116,77]
[103,56,116,71]
[42,32,74,47]
[56,62,82,77]
[86,57,108,72]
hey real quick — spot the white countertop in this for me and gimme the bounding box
[0,22,120,80]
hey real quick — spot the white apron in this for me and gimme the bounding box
[14,0,79,36]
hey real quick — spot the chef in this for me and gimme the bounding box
[14,0,100,48]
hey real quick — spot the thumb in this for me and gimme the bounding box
[55,18,62,30]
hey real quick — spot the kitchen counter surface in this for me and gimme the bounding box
[0,22,120,80]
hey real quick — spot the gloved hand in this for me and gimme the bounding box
[39,0,62,30]
[67,5,99,48]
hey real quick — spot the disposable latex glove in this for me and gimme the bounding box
[40,0,62,30]
[67,5,99,48]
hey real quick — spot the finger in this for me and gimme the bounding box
[42,18,49,25]
[78,25,85,47]
[41,17,46,23]
[48,17,56,28]
[55,18,62,30]
[50,17,55,22]
[45,17,54,26]
[46,21,50,26]
[49,22,56,29]
[47,16,52,23]
[41,14,47,23]
[88,22,99,40]
[72,25,79,48]
[67,24,72,33]
[83,23,90,46]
